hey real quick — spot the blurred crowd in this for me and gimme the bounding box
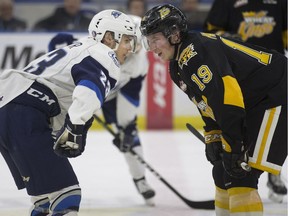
[0,0,210,32]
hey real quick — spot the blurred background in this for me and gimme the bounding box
[2,0,212,31]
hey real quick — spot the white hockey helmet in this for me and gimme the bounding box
[128,15,142,44]
[88,9,137,52]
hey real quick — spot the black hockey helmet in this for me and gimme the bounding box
[140,4,187,38]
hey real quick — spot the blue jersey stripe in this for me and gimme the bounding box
[78,80,104,105]
[121,91,140,107]
[71,56,117,90]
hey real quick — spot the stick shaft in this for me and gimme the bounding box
[94,115,214,209]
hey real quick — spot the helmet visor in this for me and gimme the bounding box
[115,34,138,54]
[123,34,137,53]
[141,32,168,51]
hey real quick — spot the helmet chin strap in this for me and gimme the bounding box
[168,32,182,46]
[168,37,181,46]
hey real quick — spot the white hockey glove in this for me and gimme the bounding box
[112,122,137,152]
[222,140,251,179]
[204,130,223,165]
[54,115,93,158]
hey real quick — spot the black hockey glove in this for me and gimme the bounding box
[54,115,93,158]
[112,122,137,152]
[204,130,223,165]
[222,140,251,179]
[82,117,94,145]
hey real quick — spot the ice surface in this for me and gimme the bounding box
[0,130,286,216]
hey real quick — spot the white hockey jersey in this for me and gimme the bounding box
[0,37,121,132]
[105,46,149,128]
[104,15,149,128]
[107,47,148,99]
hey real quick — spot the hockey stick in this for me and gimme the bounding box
[185,123,251,172]
[185,123,205,144]
[93,115,215,209]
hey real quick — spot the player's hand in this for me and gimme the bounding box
[222,142,251,178]
[204,130,223,165]
[205,142,223,165]
[54,115,92,158]
[112,122,137,152]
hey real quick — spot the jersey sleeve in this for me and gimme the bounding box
[117,75,146,128]
[68,56,117,124]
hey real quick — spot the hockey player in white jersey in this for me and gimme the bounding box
[48,15,156,206]
[100,15,156,205]
[0,9,136,216]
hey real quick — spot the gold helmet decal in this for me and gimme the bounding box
[159,7,171,20]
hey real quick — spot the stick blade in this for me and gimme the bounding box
[185,199,214,209]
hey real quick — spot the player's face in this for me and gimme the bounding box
[145,32,175,61]
[115,34,135,64]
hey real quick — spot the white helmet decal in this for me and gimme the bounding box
[111,11,122,18]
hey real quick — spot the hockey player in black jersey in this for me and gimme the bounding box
[203,0,287,202]
[140,4,287,216]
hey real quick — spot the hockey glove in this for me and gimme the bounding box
[54,115,93,158]
[204,130,223,165]
[82,117,94,145]
[113,122,137,152]
[222,140,251,179]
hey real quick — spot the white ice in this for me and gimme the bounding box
[0,130,287,216]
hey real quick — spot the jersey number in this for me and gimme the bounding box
[100,70,111,96]
[221,38,272,65]
[191,65,213,91]
[24,49,66,75]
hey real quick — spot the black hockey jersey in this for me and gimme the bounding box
[203,0,287,54]
[169,32,287,149]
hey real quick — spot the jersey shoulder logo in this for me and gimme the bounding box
[108,51,120,68]
[191,96,215,120]
[178,43,197,69]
